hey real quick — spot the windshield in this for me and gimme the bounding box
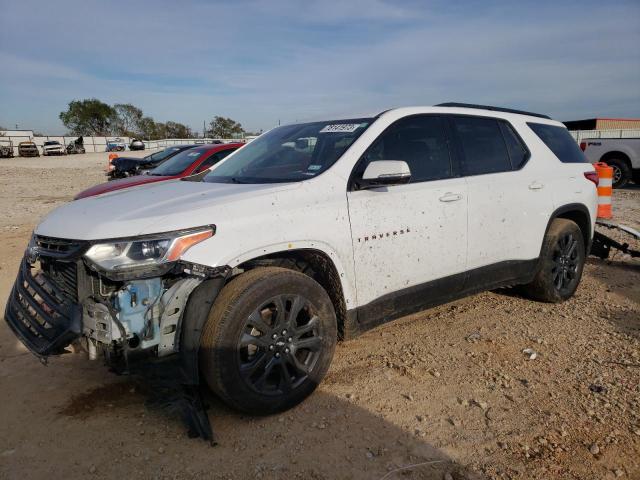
[44,141,59,146]
[150,148,204,176]
[148,147,183,161]
[204,118,372,184]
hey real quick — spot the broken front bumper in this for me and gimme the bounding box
[4,258,82,357]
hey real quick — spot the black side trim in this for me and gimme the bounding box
[352,259,537,333]
[436,102,551,119]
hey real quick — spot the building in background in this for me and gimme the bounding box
[563,118,640,131]
[0,129,34,138]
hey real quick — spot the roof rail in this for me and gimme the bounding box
[435,102,551,120]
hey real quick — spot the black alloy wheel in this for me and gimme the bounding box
[238,294,322,396]
[551,232,580,292]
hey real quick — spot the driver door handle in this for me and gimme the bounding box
[529,181,544,190]
[439,192,463,202]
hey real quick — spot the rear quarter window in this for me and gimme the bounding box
[528,123,587,163]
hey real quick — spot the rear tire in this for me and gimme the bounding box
[200,267,337,414]
[605,158,631,188]
[521,219,586,303]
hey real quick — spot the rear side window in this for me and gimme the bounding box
[528,123,587,163]
[499,122,529,169]
[452,117,512,175]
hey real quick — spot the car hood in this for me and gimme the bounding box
[36,180,298,240]
[74,174,173,200]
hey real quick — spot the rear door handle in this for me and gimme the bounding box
[529,181,544,190]
[439,192,462,202]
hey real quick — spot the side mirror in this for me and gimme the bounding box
[359,160,411,189]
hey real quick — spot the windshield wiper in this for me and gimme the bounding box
[229,177,249,184]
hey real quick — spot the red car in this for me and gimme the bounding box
[75,143,243,200]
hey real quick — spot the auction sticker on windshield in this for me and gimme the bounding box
[320,124,362,133]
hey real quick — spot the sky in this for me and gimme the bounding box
[0,0,639,135]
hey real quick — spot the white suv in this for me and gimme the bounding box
[5,103,598,421]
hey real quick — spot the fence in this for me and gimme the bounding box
[0,135,252,156]
[569,129,640,142]
[2,129,639,157]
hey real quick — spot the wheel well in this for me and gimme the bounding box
[554,208,591,249]
[600,151,631,168]
[235,249,350,339]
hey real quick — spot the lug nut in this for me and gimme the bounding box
[272,333,278,339]
[281,330,287,335]
[284,348,290,353]
[287,337,293,342]
[275,352,280,358]
[269,345,274,350]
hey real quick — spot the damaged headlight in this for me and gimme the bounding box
[84,226,214,279]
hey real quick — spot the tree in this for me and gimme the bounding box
[208,116,244,138]
[138,116,158,140]
[165,121,192,139]
[113,103,143,137]
[59,98,116,136]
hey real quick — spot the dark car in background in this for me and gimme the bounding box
[129,139,145,151]
[107,144,198,180]
[18,141,39,157]
[66,136,85,154]
[76,143,242,199]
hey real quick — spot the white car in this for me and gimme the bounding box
[42,141,66,156]
[5,103,598,430]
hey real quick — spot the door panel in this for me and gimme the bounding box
[347,179,467,306]
[449,116,553,269]
[346,114,467,308]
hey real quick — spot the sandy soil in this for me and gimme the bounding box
[0,154,638,480]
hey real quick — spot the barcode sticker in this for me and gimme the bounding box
[320,124,361,133]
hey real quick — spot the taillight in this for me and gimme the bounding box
[584,171,598,186]
[579,142,586,151]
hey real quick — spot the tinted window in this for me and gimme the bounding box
[359,115,452,183]
[528,123,587,163]
[453,117,511,175]
[499,122,529,169]
[149,147,182,161]
[150,149,204,176]
[195,148,236,173]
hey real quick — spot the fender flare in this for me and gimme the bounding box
[539,203,593,258]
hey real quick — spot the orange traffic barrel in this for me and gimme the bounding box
[594,162,613,219]
[107,153,118,172]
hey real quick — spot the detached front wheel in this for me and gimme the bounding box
[200,267,337,414]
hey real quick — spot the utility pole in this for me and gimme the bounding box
[203,120,206,138]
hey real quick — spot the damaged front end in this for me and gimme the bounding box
[4,228,228,442]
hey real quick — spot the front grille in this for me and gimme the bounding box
[4,258,82,356]
[35,235,86,258]
[41,258,78,302]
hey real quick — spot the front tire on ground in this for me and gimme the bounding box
[200,267,337,414]
[521,218,586,303]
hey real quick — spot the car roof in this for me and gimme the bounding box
[185,143,243,154]
[375,105,563,126]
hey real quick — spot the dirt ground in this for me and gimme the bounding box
[0,153,638,480]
